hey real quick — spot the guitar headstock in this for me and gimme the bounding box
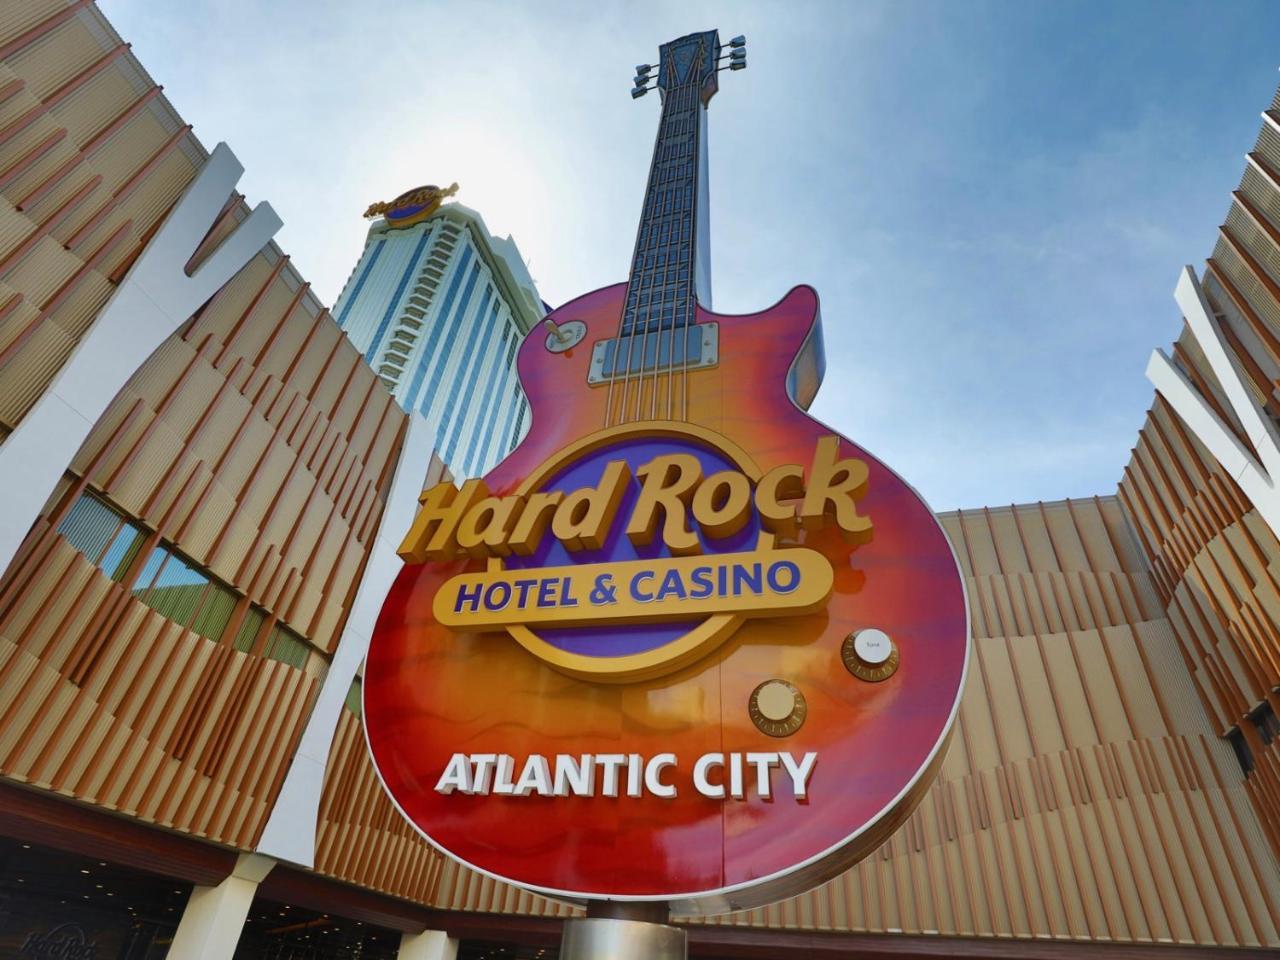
[632,30,746,103]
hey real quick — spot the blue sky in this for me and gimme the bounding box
[104,0,1280,510]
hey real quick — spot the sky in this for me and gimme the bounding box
[103,0,1280,511]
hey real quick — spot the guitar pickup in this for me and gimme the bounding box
[587,323,719,385]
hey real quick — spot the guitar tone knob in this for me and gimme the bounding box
[842,628,899,683]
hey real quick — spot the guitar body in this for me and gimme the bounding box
[364,283,969,912]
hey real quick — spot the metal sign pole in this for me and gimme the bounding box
[560,902,686,960]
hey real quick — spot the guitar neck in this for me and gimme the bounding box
[621,73,711,337]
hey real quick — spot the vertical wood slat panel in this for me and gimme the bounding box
[1116,109,1280,865]
[0,3,409,859]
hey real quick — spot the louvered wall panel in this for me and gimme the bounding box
[1118,104,1280,861]
[314,711,443,904]
[50,257,408,652]
[0,1,63,45]
[0,5,199,431]
[0,3,411,857]
[0,531,316,847]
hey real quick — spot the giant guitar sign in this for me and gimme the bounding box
[363,29,969,915]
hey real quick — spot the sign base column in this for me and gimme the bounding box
[560,903,685,960]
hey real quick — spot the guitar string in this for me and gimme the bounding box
[604,53,704,429]
[659,77,696,423]
[617,79,664,428]
[607,55,668,429]
[647,85,679,425]
[640,78,680,427]
[643,69,677,423]
[663,79,690,423]
[607,83,657,429]
[649,99,673,424]
[675,79,694,424]
[675,75,696,424]
[676,80,696,423]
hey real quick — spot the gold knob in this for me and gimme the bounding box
[749,679,806,737]
[842,628,899,682]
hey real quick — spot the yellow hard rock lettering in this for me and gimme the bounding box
[756,463,806,539]
[398,478,490,562]
[552,461,632,551]
[399,435,874,561]
[507,490,563,556]
[799,436,872,544]
[626,453,703,555]
[691,469,752,540]
[456,495,523,558]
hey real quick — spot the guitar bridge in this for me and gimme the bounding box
[587,323,719,385]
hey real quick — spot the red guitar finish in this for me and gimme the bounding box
[363,31,968,915]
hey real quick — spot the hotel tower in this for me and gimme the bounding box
[333,195,545,479]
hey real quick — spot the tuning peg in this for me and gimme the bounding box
[631,85,650,99]
[729,48,745,61]
[728,35,746,48]
[729,59,746,71]
[635,63,653,75]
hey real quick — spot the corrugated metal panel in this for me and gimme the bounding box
[0,2,411,860]
[1118,99,1280,868]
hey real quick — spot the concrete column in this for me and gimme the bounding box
[167,853,275,960]
[398,929,459,960]
[256,414,434,868]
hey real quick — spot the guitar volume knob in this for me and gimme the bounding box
[842,628,899,682]
[543,318,587,353]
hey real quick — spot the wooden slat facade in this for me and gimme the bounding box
[0,1,409,854]
[1117,89,1280,863]
[0,0,203,425]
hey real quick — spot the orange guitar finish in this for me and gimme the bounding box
[364,281,969,912]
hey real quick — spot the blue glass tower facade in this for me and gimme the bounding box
[333,201,544,478]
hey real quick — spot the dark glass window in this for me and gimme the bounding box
[0,836,189,959]
[1227,727,1254,776]
[1250,701,1279,745]
[344,680,362,717]
[57,493,145,582]
[265,622,310,671]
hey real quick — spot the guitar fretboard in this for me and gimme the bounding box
[620,76,704,338]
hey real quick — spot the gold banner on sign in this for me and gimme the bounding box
[434,548,834,631]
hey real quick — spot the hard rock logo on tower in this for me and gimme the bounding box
[363,28,969,913]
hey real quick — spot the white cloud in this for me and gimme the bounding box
[100,0,1280,509]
